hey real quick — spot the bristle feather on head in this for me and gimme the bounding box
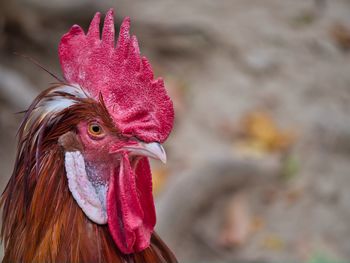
[59,9,174,143]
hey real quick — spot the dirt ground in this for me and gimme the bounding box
[1,0,350,262]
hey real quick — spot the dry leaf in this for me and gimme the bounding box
[217,193,251,248]
[286,188,303,204]
[235,110,296,155]
[262,188,280,205]
[330,23,350,51]
[262,234,285,251]
[152,166,169,196]
[250,216,265,233]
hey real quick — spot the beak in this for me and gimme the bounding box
[121,141,167,164]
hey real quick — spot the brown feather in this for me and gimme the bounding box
[1,85,177,263]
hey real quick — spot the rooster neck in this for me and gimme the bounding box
[1,143,176,263]
[1,131,176,262]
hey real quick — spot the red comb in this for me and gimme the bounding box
[59,9,174,143]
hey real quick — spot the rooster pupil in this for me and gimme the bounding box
[92,125,100,133]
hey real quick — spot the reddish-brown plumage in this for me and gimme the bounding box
[0,85,177,262]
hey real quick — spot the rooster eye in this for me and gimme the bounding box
[88,123,104,138]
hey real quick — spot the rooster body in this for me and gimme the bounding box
[1,10,177,263]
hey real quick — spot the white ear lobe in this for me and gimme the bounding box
[64,151,107,224]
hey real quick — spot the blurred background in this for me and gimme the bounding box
[1,0,350,262]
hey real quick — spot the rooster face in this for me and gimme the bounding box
[60,115,166,254]
[76,121,166,164]
[56,9,174,254]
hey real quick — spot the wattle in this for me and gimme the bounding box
[107,154,156,254]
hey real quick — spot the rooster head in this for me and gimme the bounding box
[56,9,174,254]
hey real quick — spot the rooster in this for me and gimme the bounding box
[0,9,177,263]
